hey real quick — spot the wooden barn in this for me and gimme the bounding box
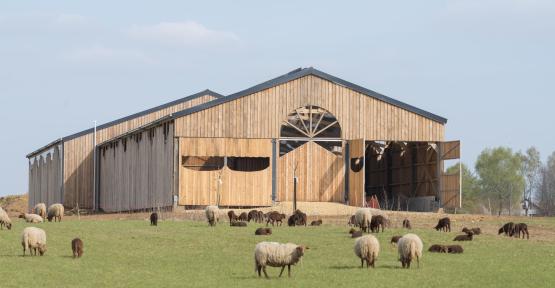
[27,67,461,212]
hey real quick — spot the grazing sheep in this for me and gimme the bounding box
[255,228,272,235]
[238,212,248,222]
[34,203,47,219]
[349,228,356,234]
[355,208,372,233]
[348,215,357,227]
[310,220,323,226]
[71,238,83,258]
[231,221,247,227]
[435,217,451,232]
[498,222,515,236]
[402,218,412,229]
[19,213,43,223]
[228,210,239,223]
[447,245,464,254]
[370,215,387,233]
[0,207,12,230]
[428,244,448,253]
[390,236,402,246]
[21,227,47,256]
[351,231,363,238]
[511,223,529,239]
[150,212,158,226]
[398,233,423,269]
[453,232,473,241]
[354,235,380,268]
[266,212,285,227]
[257,211,265,223]
[47,203,64,222]
[462,227,481,235]
[205,205,219,226]
[248,210,259,222]
[254,242,308,278]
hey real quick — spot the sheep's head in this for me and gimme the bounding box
[498,227,504,234]
[38,244,47,256]
[266,228,272,235]
[47,215,53,222]
[18,213,25,219]
[6,223,11,230]
[349,228,356,234]
[295,246,309,257]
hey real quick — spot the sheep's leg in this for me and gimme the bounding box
[361,259,364,268]
[262,266,269,279]
[279,265,286,277]
[288,265,291,277]
[256,265,262,277]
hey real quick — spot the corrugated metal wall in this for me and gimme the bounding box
[98,122,174,212]
[28,144,63,210]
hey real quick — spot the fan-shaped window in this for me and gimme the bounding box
[280,105,341,139]
[227,157,270,172]
[182,156,224,171]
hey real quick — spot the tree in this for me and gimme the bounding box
[446,163,481,213]
[475,147,524,216]
[519,147,542,215]
[538,152,555,216]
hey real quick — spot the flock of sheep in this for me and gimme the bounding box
[203,205,531,278]
[0,203,83,258]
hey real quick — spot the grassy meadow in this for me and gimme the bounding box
[0,216,554,288]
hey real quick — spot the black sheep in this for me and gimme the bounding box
[370,215,386,233]
[428,244,448,253]
[310,220,323,226]
[255,228,272,235]
[454,232,473,241]
[435,217,451,232]
[230,221,247,227]
[511,223,529,239]
[498,222,515,236]
[447,245,464,254]
[402,219,412,229]
[150,212,158,226]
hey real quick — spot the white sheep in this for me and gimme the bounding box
[34,203,47,219]
[355,208,372,233]
[354,235,380,268]
[204,205,219,226]
[398,233,423,269]
[21,227,47,256]
[19,213,44,223]
[254,241,308,278]
[47,203,64,222]
[0,207,12,230]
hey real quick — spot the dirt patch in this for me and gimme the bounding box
[0,194,28,216]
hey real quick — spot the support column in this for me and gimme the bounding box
[437,142,443,208]
[271,139,277,203]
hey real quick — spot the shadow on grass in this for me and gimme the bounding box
[329,265,358,270]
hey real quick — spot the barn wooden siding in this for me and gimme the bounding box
[98,122,174,212]
[178,138,272,206]
[348,139,365,207]
[174,75,445,141]
[63,94,217,209]
[28,144,63,210]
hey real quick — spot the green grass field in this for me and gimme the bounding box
[0,217,554,288]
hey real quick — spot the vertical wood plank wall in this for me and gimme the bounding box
[174,75,445,142]
[28,145,63,210]
[278,142,344,203]
[98,122,174,212]
[63,94,217,208]
[178,138,272,206]
[348,139,365,207]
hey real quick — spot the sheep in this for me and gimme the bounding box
[348,215,357,227]
[231,221,247,227]
[21,227,47,256]
[348,228,356,234]
[397,233,423,269]
[435,217,451,232]
[428,244,448,253]
[228,210,239,223]
[370,215,386,233]
[266,212,285,227]
[34,203,47,219]
[0,207,12,230]
[498,222,515,236]
[390,236,402,246]
[462,227,481,235]
[47,203,64,222]
[511,223,529,239]
[354,235,380,268]
[71,238,83,258]
[310,220,323,226]
[255,228,272,235]
[402,218,412,229]
[149,212,158,226]
[238,212,248,222]
[351,231,363,238]
[447,245,464,254]
[19,213,43,223]
[453,232,473,241]
[355,208,372,233]
[248,210,259,222]
[205,205,219,226]
[254,242,308,278]
[257,211,265,223]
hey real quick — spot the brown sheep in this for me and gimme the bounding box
[370,215,386,233]
[390,236,402,245]
[402,218,412,229]
[238,212,248,222]
[71,238,83,258]
[511,223,529,239]
[231,221,247,227]
[462,227,481,235]
[247,210,259,222]
[447,245,464,254]
[228,210,239,223]
[428,244,448,253]
[150,212,158,226]
[498,222,515,236]
[266,212,285,226]
[310,220,323,226]
[255,228,272,235]
[348,215,357,227]
[351,231,363,238]
[435,217,451,232]
[453,232,473,241]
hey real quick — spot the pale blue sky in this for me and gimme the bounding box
[1,1,554,196]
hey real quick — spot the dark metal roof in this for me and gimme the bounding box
[172,67,448,124]
[26,138,62,159]
[26,89,223,158]
[97,115,173,147]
